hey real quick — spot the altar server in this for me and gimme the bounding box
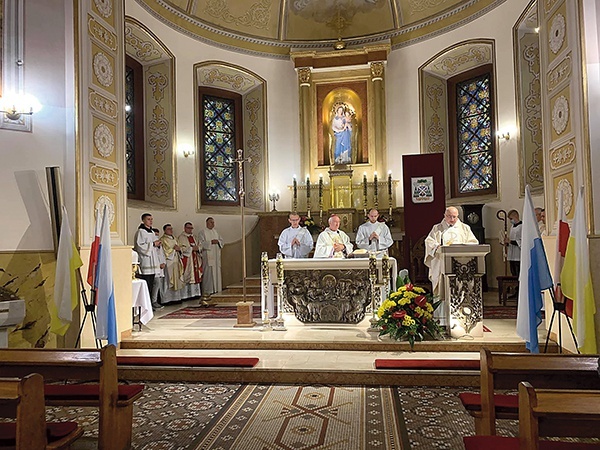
[278,212,313,258]
[314,215,353,258]
[355,209,393,252]
[198,217,224,295]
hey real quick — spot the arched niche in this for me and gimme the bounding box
[193,62,268,212]
[124,16,177,209]
[419,40,498,203]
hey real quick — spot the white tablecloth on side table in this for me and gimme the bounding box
[132,279,153,325]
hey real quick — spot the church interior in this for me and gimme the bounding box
[1,0,600,448]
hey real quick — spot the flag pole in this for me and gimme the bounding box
[543,285,579,354]
[74,268,101,349]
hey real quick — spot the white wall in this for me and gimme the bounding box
[125,0,299,244]
[385,0,544,240]
[0,0,75,251]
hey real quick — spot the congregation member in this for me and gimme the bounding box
[278,212,313,258]
[424,207,478,325]
[198,217,224,296]
[314,215,353,258]
[159,224,184,304]
[134,213,162,308]
[535,207,546,234]
[177,222,203,300]
[504,209,522,277]
[355,208,393,252]
[150,228,166,310]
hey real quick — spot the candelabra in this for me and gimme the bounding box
[306,175,311,218]
[367,252,380,332]
[382,251,391,298]
[269,191,280,212]
[387,171,393,217]
[373,172,379,210]
[292,175,298,212]
[260,252,272,331]
[363,172,368,217]
[274,253,287,331]
[318,174,324,221]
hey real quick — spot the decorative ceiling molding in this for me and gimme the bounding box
[133,0,506,58]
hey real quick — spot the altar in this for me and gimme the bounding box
[263,257,397,324]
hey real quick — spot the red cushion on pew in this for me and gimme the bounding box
[374,359,480,370]
[0,421,79,445]
[464,436,600,450]
[458,392,518,413]
[44,384,144,401]
[117,356,259,368]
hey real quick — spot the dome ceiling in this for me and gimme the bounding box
[134,0,506,58]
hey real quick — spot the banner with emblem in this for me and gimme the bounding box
[411,177,434,203]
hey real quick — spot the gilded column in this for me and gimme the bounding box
[297,67,312,181]
[370,61,386,173]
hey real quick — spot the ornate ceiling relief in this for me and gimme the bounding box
[555,176,574,216]
[551,95,569,135]
[425,83,445,153]
[89,91,118,119]
[204,0,272,30]
[94,194,116,226]
[522,39,543,189]
[199,67,257,93]
[125,24,162,61]
[94,123,115,158]
[90,164,119,187]
[548,13,565,54]
[93,52,114,87]
[88,16,117,51]
[407,0,450,14]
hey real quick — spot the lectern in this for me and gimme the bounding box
[439,244,490,338]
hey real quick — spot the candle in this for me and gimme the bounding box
[306,174,311,218]
[373,172,378,208]
[318,174,323,217]
[363,172,368,215]
[276,252,284,283]
[293,175,298,211]
[388,171,393,216]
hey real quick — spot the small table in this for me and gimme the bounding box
[497,276,519,306]
[132,279,153,330]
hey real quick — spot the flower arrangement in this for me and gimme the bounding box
[376,272,443,349]
[300,216,323,234]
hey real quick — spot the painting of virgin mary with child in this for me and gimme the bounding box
[331,105,354,165]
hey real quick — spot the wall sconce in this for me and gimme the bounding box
[180,145,194,158]
[269,191,280,212]
[0,91,41,121]
[497,131,510,141]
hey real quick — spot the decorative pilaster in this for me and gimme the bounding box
[297,67,312,181]
[370,61,386,173]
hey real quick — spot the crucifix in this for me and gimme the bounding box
[232,148,252,301]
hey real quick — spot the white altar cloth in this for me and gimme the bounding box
[263,257,398,316]
[132,279,153,325]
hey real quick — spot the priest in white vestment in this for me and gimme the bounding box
[355,209,393,252]
[134,213,160,304]
[314,215,353,258]
[198,217,223,295]
[424,207,478,326]
[278,212,313,258]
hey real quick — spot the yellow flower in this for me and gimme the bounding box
[413,287,425,294]
[402,316,415,327]
[426,303,434,313]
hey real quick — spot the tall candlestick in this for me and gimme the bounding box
[306,174,311,218]
[373,171,378,209]
[363,172,368,216]
[318,174,323,219]
[292,175,298,212]
[388,170,393,217]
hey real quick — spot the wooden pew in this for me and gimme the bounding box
[459,349,600,435]
[0,373,83,449]
[464,382,600,450]
[0,346,144,450]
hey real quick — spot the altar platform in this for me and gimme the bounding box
[117,292,558,386]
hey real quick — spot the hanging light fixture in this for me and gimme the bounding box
[0,0,42,122]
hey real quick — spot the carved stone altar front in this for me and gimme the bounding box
[284,269,371,323]
[265,258,397,324]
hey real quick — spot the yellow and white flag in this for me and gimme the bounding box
[561,186,597,353]
[51,206,83,335]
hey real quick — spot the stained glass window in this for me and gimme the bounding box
[125,65,136,195]
[450,68,496,198]
[201,94,239,204]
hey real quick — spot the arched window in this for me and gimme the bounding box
[125,55,145,200]
[199,88,243,205]
[448,65,496,197]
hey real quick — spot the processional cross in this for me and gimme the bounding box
[232,148,252,301]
